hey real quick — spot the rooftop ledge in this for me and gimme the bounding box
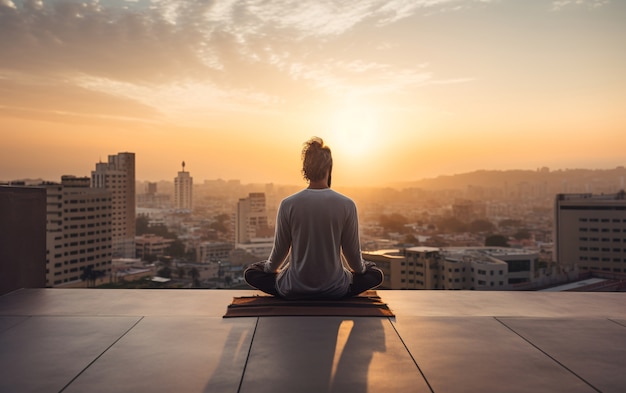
[1,289,625,393]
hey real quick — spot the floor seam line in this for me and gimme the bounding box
[58,316,145,393]
[608,318,626,328]
[237,317,260,393]
[494,317,602,393]
[388,318,435,393]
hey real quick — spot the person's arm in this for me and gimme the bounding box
[265,202,291,273]
[341,203,366,274]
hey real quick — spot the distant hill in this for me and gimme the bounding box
[391,167,626,192]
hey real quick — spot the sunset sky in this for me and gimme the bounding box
[1,0,624,187]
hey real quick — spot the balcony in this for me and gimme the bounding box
[0,289,624,392]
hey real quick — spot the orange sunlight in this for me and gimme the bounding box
[0,1,624,186]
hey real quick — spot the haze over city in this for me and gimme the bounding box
[1,0,624,187]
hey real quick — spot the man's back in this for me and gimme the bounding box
[269,188,363,298]
[243,137,382,298]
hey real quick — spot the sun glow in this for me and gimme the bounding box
[327,105,380,161]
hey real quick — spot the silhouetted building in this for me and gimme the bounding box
[137,182,171,209]
[92,152,136,258]
[555,191,626,273]
[174,161,193,211]
[452,199,486,221]
[0,186,46,294]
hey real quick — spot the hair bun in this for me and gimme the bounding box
[301,137,332,182]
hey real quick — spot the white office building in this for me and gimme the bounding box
[555,192,626,273]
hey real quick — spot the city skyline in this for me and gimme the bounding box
[1,0,625,187]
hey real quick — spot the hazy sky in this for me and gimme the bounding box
[1,0,624,187]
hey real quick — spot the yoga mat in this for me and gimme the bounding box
[223,291,394,318]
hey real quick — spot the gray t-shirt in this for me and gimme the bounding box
[266,188,366,299]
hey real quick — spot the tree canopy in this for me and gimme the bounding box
[485,234,509,247]
[379,213,410,234]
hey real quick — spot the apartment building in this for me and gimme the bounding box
[43,176,112,287]
[555,191,626,273]
[364,246,536,290]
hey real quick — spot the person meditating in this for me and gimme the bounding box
[244,137,383,299]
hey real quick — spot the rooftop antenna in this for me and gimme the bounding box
[182,161,186,172]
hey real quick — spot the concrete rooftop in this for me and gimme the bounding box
[0,288,625,393]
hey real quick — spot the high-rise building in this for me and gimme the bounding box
[42,176,112,287]
[91,152,136,258]
[174,161,193,211]
[554,191,626,273]
[235,193,271,245]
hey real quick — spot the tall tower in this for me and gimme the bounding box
[91,152,136,258]
[174,161,193,211]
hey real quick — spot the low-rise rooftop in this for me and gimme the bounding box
[1,288,625,392]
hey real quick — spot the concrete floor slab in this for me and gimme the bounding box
[0,315,140,393]
[64,317,257,393]
[1,289,625,393]
[381,291,626,318]
[240,316,431,393]
[0,288,251,317]
[0,316,29,334]
[498,318,626,393]
[392,316,597,393]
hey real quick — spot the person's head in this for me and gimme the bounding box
[301,137,332,186]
